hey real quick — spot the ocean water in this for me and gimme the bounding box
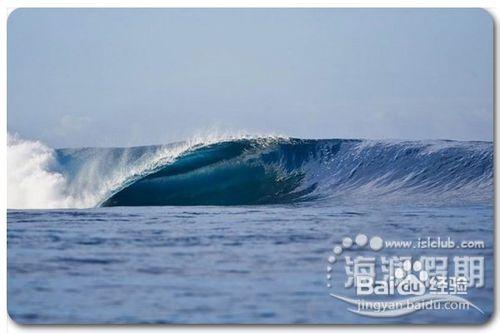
[7,136,494,324]
[7,204,493,324]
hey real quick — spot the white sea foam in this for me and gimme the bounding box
[7,133,74,209]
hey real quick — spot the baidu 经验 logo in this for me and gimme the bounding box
[325,234,485,317]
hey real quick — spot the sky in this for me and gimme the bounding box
[8,8,493,148]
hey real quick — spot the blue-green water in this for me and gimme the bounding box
[7,137,494,324]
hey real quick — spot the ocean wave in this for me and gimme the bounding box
[7,134,493,208]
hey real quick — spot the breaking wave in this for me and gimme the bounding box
[7,134,493,208]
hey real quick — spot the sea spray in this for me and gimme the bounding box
[7,132,285,208]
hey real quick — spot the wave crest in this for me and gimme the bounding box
[7,134,493,208]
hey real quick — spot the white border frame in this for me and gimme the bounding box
[1,1,498,332]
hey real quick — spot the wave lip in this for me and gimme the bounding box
[8,135,493,208]
[101,138,319,206]
[101,138,492,207]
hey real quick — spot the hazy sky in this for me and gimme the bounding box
[8,8,493,147]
